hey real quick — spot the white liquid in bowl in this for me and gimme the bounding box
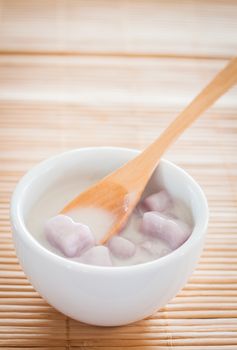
[27,176,193,267]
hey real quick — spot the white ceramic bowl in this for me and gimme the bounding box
[11,147,208,326]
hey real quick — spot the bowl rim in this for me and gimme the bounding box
[10,147,209,274]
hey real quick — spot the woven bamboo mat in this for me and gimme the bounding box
[0,0,237,348]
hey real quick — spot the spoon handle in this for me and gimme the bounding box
[112,57,237,187]
[147,57,237,158]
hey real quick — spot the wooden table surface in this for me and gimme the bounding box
[0,0,237,349]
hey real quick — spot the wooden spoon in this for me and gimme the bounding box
[61,57,237,244]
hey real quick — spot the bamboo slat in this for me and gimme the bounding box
[0,0,237,58]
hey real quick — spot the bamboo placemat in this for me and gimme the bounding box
[0,0,237,348]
